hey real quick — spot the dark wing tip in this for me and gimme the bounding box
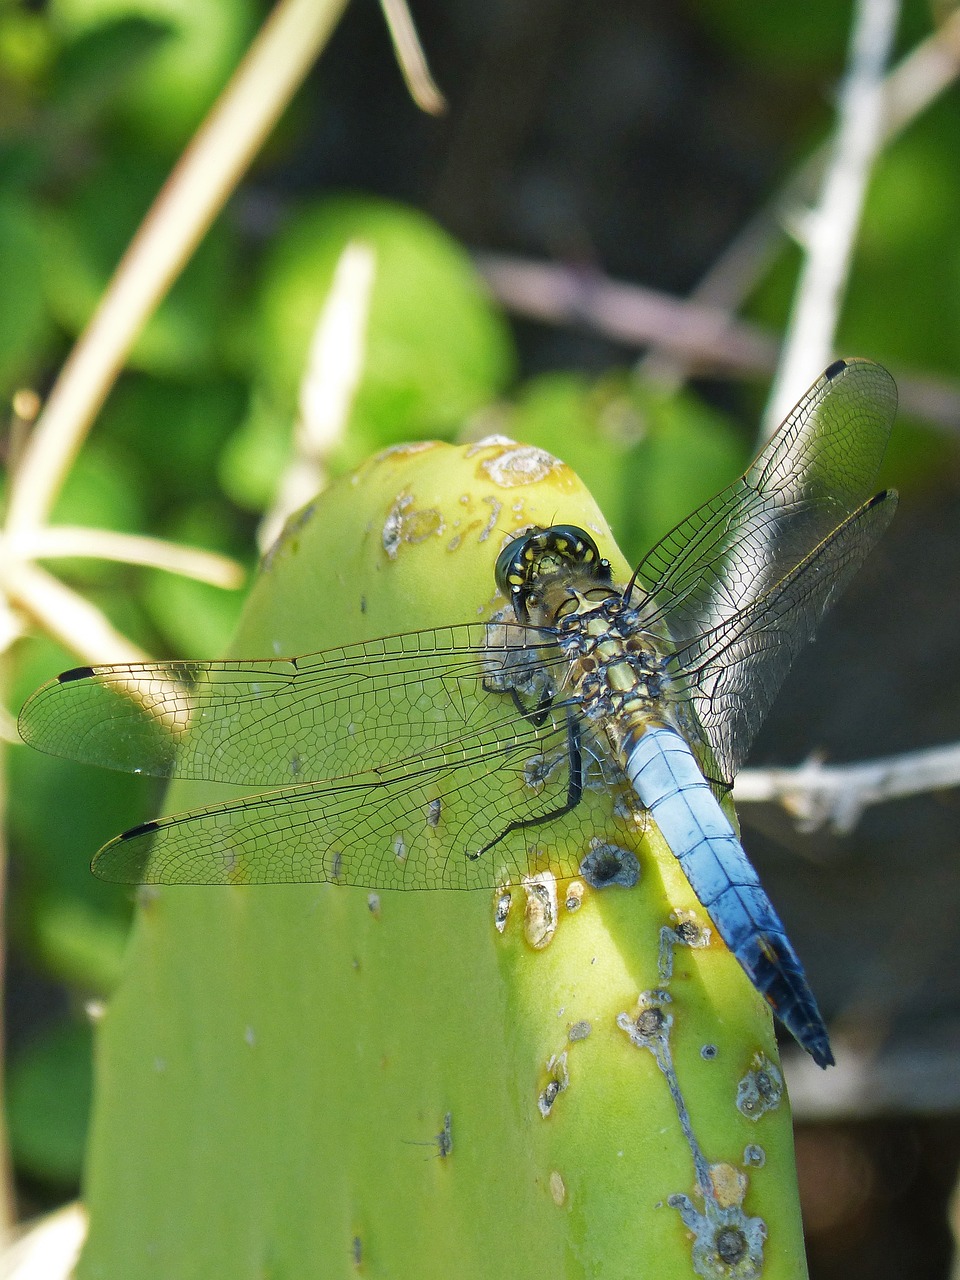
[91,821,159,884]
[867,488,899,517]
[124,819,161,839]
[58,666,96,684]
[823,356,898,410]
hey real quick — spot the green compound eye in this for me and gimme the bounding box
[494,525,607,599]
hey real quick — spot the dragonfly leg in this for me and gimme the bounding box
[469,711,584,861]
[480,663,557,729]
[508,686,555,728]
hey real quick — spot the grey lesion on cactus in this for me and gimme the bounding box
[537,1051,569,1119]
[617,987,771,1279]
[658,908,712,981]
[579,839,641,888]
[736,1055,784,1122]
[493,886,512,932]
[667,1190,767,1280]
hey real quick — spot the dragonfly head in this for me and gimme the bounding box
[496,524,613,624]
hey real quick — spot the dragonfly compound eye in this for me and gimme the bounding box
[495,525,610,607]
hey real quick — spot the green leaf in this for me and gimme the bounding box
[498,371,747,565]
[0,196,51,397]
[618,378,748,561]
[51,441,146,533]
[253,196,516,459]
[29,893,130,993]
[51,14,176,126]
[50,0,258,150]
[40,151,238,376]
[218,391,295,512]
[144,566,245,659]
[8,1020,93,1188]
[102,373,249,505]
[691,0,849,71]
[0,10,52,86]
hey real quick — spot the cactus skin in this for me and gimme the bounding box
[78,440,808,1279]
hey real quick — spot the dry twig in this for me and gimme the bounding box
[762,0,899,436]
[735,742,960,833]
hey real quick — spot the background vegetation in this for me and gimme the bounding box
[3,0,960,1275]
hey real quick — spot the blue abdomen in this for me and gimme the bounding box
[624,723,833,1068]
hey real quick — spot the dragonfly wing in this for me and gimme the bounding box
[669,490,897,784]
[632,359,897,645]
[89,710,635,890]
[18,622,562,787]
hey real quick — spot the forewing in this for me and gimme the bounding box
[632,359,897,645]
[89,709,643,889]
[668,490,897,784]
[18,623,563,787]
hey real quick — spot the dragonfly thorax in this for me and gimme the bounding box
[555,598,672,733]
[495,525,673,730]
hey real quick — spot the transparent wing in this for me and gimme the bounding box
[632,359,897,645]
[18,623,565,787]
[90,711,645,889]
[669,490,898,784]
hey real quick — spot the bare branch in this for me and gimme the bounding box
[475,254,777,374]
[0,1201,87,1279]
[379,0,447,115]
[879,5,960,139]
[645,8,960,389]
[733,741,960,834]
[478,252,960,437]
[2,562,149,667]
[763,0,900,438]
[5,528,244,589]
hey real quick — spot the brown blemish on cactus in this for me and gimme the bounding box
[658,909,711,981]
[382,491,446,558]
[522,871,558,949]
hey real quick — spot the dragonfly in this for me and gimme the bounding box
[19,357,898,1069]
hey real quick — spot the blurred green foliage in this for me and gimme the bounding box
[7,1020,93,1188]
[223,195,517,507]
[0,0,954,1201]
